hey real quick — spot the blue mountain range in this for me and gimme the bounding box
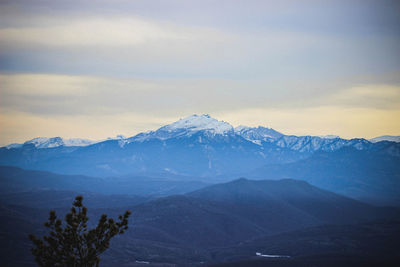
[1,114,399,205]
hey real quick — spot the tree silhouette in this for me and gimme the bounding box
[29,195,131,267]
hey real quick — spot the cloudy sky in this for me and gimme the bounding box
[0,0,399,145]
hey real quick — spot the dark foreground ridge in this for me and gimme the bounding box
[1,173,399,266]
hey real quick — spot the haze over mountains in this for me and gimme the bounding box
[2,0,399,265]
[1,178,398,266]
[4,114,399,149]
[1,114,400,266]
[1,114,399,205]
[1,114,399,177]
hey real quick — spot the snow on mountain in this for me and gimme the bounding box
[62,138,97,147]
[164,114,233,134]
[4,143,23,149]
[1,114,399,178]
[27,137,97,148]
[4,115,397,154]
[106,135,126,140]
[233,127,358,152]
[319,135,340,139]
[273,135,371,153]
[4,137,97,149]
[369,135,400,143]
[127,115,371,153]
[235,126,283,144]
[24,137,65,148]
[130,114,234,142]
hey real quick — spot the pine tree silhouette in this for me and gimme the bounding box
[29,195,131,267]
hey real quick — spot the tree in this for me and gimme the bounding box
[29,195,131,267]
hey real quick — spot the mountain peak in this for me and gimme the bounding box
[162,114,233,134]
[129,114,234,142]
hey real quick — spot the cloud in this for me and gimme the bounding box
[0,17,213,48]
[329,84,400,109]
[1,9,398,80]
[0,1,399,144]
[0,74,91,96]
[0,73,250,116]
[1,74,399,117]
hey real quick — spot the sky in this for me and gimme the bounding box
[0,0,400,145]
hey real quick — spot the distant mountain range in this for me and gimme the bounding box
[246,147,400,206]
[4,115,399,149]
[1,114,399,176]
[5,137,96,149]
[1,114,399,205]
[0,166,208,198]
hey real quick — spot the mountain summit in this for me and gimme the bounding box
[131,114,234,142]
[162,114,233,134]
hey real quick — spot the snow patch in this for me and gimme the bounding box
[163,114,233,134]
[128,114,234,142]
[118,139,129,148]
[107,135,126,140]
[4,137,97,149]
[235,126,283,143]
[256,252,290,258]
[135,260,150,264]
[63,138,97,146]
[319,135,340,139]
[4,143,23,149]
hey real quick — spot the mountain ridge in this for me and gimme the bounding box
[369,135,400,143]
[4,114,398,149]
[0,114,399,198]
[123,178,395,249]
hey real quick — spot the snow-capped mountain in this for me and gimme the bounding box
[130,114,233,142]
[1,114,399,207]
[1,114,374,152]
[5,137,97,149]
[1,114,399,178]
[126,115,366,153]
[164,114,233,134]
[26,137,65,148]
[369,135,400,143]
[272,135,373,153]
